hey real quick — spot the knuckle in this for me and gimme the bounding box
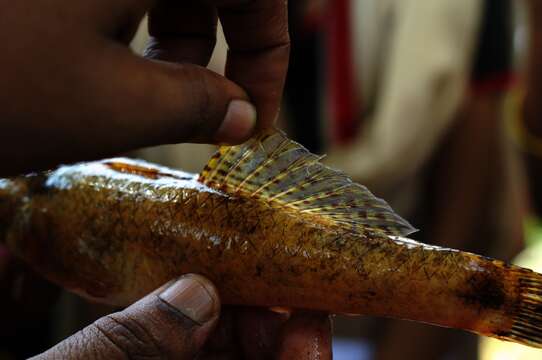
[92,314,162,360]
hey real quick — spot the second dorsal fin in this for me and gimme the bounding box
[198,130,416,237]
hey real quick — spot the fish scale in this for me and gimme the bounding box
[1,131,542,348]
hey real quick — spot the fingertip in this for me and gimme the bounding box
[214,99,257,144]
[277,312,333,360]
[95,48,255,149]
[159,274,221,325]
[238,307,289,358]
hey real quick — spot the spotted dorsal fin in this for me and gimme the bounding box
[198,130,416,236]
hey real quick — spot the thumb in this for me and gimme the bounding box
[99,48,258,146]
[35,275,220,360]
[4,44,258,176]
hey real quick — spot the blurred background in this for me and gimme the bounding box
[4,0,542,359]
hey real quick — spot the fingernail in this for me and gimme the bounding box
[159,274,218,324]
[215,100,257,144]
[150,279,177,297]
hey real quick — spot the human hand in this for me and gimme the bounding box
[0,0,289,176]
[32,274,332,360]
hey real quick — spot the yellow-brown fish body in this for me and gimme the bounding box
[1,131,542,348]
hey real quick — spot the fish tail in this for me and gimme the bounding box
[497,267,542,347]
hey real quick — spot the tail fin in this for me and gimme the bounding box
[499,268,542,348]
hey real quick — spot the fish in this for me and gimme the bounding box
[1,130,542,348]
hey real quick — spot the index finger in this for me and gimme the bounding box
[217,0,290,130]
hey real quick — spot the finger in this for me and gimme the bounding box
[146,0,218,66]
[2,42,256,176]
[197,307,241,359]
[237,307,290,359]
[218,0,290,129]
[276,312,333,360]
[92,0,151,44]
[95,45,257,145]
[35,274,220,360]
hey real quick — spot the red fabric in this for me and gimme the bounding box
[469,72,517,95]
[326,0,357,144]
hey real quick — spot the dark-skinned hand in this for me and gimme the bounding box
[0,0,290,176]
[0,1,333,359]
[31,275,332,360]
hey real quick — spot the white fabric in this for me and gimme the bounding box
[326,0,483,198]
